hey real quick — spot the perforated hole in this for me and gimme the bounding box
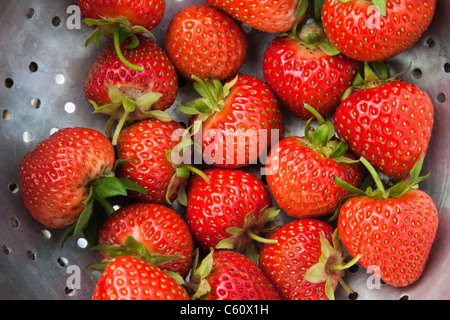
[31,98,41,109]
[76,238,88,249]
[25,8,35,19]
[4,78,13,88]
[2,109,11,120]
[348,291,359,300]
[52,16,61,27]
[413,68,422,79]
[22,131,33,143]
[2,245,11,256]
[26,250,37,261]
[9,217,19,228]
[437,92,447,103]
[40,230,52,240]
[64,102,76,113]
[8,182,19,194]
[445,62,450,73]
[57,257,69,267]
[29,62,38,72]
[426,37,435,48]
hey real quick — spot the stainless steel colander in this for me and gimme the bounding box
[1,0,448,300]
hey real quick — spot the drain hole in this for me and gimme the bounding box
[5,78,13,88]
[22,131,33,143]
[348,291,359,300]
[57,257,69,267]
[27,250,37,261]
[412,68,422,79]
[2,109,12,121]
[26,8,35,19]
[55,73,65,85]
[2,245,11,256]
[65,287,76,296]
[40,230,52,240]
[8,182,19,193]
[445,63,450,73]
[425,37,435,48]
[399,294,409,300]
[52,16,62,27]
[9,217,19,228]
[29,62,38,72]
[64,102,76,114]
[437,92,447,103]
[31,98,41,109]
[77,237,88,249]
[348,263,359,273]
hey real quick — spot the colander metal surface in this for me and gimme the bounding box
[1,0,449,300]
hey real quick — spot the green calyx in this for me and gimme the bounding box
[89,84,172,145]
[87,236,185,285]
[291,21,340,56]
[334,153,429,201]
[215,206,280,263]
[59,160,148,248]
[302,104,358,164]
[185,248,215,300]
[303,230,360,300]
[84,16,154,71]
[178,75,238,122]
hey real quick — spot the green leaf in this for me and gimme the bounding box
[372,61,390,81]
[178,103,202,115]
[312,124,330,148]
[195,99,212,114]
[122,98,136,112]
[125,33,140,49]
[73,186,95,236]
[118,178,148,195]
[319,39,341,56]
[135,92,163,111]
[143,110,173,122]
[94,176,128,199]
[295,0,309,19]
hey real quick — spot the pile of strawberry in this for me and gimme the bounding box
[18,0,439,300]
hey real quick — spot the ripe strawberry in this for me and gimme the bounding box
[259,218,357,300]
[77,0,164,31]
[115,118,188,205]
[92,256,190,300]
[164,4,248,81]
[335,155,439,287]
[84,34,177,145]
[322,0,436,62]
[205,0,309,33]
[263,22,360,120]
[265,105,364,219]
[180,75,284,168]
[97,203,194,278]
[19,127,115,229]
[333,66,434,179]
[186,168,278,253]
[78,0,165,70]
[188,249,280,300]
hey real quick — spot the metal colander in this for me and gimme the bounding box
[1,0,448,300]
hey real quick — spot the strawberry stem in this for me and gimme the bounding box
[113,25,143,72]
[111,110,130,146]
[331,254,361,271]
[245,229,278,244]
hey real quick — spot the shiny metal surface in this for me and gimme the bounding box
[0,0,448,300]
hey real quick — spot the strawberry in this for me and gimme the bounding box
[187,249,280,300]
[78,0,165,70]
[179,75,284,168]
[333,64,434,179]
[205,0,309,33]
[259,218,358,300]
[265,104,364,219]
[322,0,436,62]
[97,203,194,278]
[19,127,115,230]
[164,4,248,81]
[263,22,361,120]
[91,256,190,300]
[84,34,177,145]
[185,168,278,254]
[115,118,191,205]
[335,155,439,287]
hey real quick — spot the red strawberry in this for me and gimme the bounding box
[333,66,434,179]
[186,168,278,253]
[259,218,358,300]
[97,203,194,278]
[265,105,364,219]
[206,0,309,33]
[322,0,436,62]
[77,0,164,31]
[263,22,361,120]
[180,75,284,168]
[78,0,165,70]
[19,127,115,229]
[164,4,248,81]
[92,256,190,300]
[115,118,188,205]
[335,155,439,287]
[188,249,280,300]
[84,34,178,145]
